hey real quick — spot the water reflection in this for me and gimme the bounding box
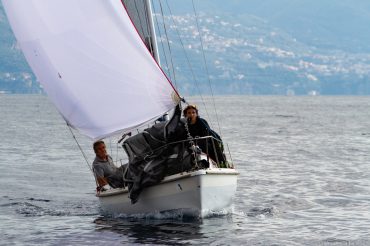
[94,216,204,245]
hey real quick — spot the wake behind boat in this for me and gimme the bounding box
[2,0,239,217]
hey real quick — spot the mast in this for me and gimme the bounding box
[145,0,161,65]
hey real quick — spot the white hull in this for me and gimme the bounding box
[97,168,238,218]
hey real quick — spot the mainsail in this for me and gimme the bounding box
[2,0,179,139]
[122,0,160,62]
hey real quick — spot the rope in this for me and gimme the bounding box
[109,138,113,161]
[158,0,178,88]
[191,0,223,137]
[163,0,211,121]
[151,1,173,82]
[115,137,119,164]
[66,124,99,187]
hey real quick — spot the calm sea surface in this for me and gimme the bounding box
[1,95,370,245]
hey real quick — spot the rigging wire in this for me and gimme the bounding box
[151,1,173,82]
[116,137,119,164]
[191,0,223,136]
[67,125,93,173]
[125,0,223,138]
[66,124,100,188]
[66,125,120,188]
[109,138,113,160]
[157,0,178,88]
[162,0,212,122]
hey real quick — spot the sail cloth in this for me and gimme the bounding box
[2,0,179,140]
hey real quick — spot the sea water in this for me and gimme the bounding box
[1,95,370,245]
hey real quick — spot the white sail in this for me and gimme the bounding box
[2,0,179,139]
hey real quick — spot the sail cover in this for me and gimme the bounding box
[2,0,179,139]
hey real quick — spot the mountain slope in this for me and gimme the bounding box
[0,1,369,95]
[0,4,40,93]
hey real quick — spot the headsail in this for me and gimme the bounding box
[2,0,179,140]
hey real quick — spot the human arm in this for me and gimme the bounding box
[197,118,211,136]
[93,164,109,187]
[96,176,109,187]
[165,104,184,141]
[198,118,221,141]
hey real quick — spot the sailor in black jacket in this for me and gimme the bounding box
[183,104,226,164]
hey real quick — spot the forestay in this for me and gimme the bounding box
[2,0,179,139]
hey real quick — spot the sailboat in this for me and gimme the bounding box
[2,0,238,217]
